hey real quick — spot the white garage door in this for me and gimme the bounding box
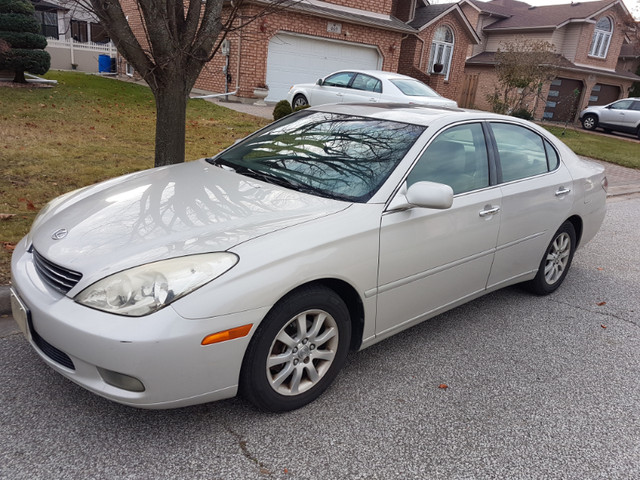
[265,33,382,102]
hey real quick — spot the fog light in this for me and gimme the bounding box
[97,367,145,392]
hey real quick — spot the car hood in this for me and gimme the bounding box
[31,159,350,282]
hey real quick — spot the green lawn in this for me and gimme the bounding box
[541,125,640,169]
[0,71,269,284]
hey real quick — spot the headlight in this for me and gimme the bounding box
[75,253,238,316]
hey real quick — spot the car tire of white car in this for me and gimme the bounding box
[527,221,577,296]
[240,284,351,412]
[292,94,309,109]
[581,114,598,131]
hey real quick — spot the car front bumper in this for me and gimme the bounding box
[10,237,268,409]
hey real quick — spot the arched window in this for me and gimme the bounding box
[589,17,613,58]
[428,26,454,80]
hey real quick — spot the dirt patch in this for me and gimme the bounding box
[0,80,53,89]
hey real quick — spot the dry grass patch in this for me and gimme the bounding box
[0,71,269,284]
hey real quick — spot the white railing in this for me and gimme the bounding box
[46,38,117,56]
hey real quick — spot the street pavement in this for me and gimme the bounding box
[1,193,639,479]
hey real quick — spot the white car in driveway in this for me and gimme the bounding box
[579,97,640,138]
[286,70,458,109]
[11,104,607,412]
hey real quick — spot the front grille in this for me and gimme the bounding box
[29,320,75,370]
[32,249,82,294]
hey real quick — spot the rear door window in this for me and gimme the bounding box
[490,123,554,183]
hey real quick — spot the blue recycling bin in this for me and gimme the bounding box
[98,55,111,73]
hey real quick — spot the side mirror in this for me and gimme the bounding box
[387,181,454,211]
[316,78,324,86]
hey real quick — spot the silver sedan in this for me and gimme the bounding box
[11,104,606,412]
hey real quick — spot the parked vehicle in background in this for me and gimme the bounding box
[287,70,458,109]
[11,104,606,413]
[579,98,640,138]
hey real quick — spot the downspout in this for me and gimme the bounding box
[415,34,426,71]
[236,27,242,97]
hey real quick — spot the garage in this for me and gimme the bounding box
[588,83,620,106]
[265,32,382,102]
[543,77,584,122]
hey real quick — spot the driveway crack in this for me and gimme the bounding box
[225,425,272,475]
[551,298,638,329]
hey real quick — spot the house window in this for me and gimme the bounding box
[71,20,88,43]
[90,23,109,43]
[34,11,58,39]
[588,17,612,58]
[428,26,454,81]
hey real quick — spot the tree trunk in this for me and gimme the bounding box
[13,69,27,83]
[153,79,189,167]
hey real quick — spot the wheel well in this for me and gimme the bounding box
[566,215,583,248]
[282,279,365,351]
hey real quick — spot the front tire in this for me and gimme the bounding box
[292,94,309,109]
[240,285,351,412]
[527,221,576,295]
[581,114,598,131]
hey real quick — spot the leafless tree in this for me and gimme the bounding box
[488,38,561,116]
[75,0,295,167]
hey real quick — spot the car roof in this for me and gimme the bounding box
[308,103,511,127]
[327,70,418,81]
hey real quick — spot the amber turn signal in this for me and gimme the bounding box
[201,324,253,345]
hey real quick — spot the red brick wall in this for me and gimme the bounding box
[195,4,403,99]
[392,0,415,22]
[325,0,394,16]
[573,5,628,71]
[119,1,403,101]
[398,14,477,102]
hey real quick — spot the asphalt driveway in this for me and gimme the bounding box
[1,193,639,479]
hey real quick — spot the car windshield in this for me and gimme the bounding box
[390,79,440,98]
[209,111,425,202]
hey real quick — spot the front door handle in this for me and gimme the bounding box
[555,187,571,197]
[479,205,500,217]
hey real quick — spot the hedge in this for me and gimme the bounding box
[0,31,47,49]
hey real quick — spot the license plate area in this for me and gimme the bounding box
[10,288,31,340]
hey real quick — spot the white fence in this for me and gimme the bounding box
[46,38,118,72]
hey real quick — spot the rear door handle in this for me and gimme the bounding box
[555,187,571,197]
[479,205,500,217]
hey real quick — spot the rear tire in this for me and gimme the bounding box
[240,285,351,412]
[526,221,576,295]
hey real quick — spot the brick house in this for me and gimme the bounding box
[120,0,417,103]
[459,0,640,121]
[118,0,484,104]
[396,1,481,105]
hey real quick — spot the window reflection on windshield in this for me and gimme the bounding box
[390,79,439,98]
[210,111,425,202]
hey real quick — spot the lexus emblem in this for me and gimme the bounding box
[51,228,68,240]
